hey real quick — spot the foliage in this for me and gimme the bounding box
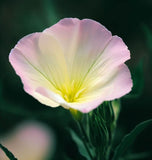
[0,0,152,159]
[69,103,152,160]
[0,143,17,160]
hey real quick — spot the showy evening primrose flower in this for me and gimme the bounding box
[9,18,132,113]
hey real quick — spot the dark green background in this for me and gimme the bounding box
[0,0,152,159]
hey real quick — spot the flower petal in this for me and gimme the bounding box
[35,87,68,108]
[79,35,131,98]
[38,33,70,88]
[35,63,132,113]
[33,91,59,107]
[34,86,101,112]
[9,33,59,107]
[66,64,132,113]
[103,64,132,100]
[43,18,112,84]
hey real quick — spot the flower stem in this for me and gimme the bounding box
[77,121,94,160]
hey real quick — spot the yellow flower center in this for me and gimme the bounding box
[58,80,86,102]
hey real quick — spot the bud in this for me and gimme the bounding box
[88,102,115,157]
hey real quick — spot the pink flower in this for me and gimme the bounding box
[9,18,132,113]
[0,121,55,160]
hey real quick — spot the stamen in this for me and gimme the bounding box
[59,80,86,102]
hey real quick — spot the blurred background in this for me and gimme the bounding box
[0,0,152,159]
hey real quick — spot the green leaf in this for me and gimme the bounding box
[42,0,60,25]
[112,119,152,160]
[69,129,91,160]
[126,59,144,99]
[142,24,152,52]
[0,143,18,160]
[142,24,152,68]
[124,151,152,160]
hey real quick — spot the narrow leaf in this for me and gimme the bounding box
[0,143,18,160]
[112,119,152,160]
[69,129,91,160]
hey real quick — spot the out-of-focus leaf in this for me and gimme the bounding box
[112,119,152,160]
[124,151,152,160]
[69,129,91,160]
[126,59,144,98]
[0,80,2,97]
[43,0,60,25]
[142,24,152,72]
[63,155,73,160]
[142,24,152,52]
[0,143,18,160]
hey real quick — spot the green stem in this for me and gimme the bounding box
[77,121,94,160]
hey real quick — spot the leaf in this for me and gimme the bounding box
[69,129,91,160]
[112,119,152,160]
[124,151,152,160]
[125,59,144,99]
[42,0,60,25]
[0,143,18,160]
[142,24,152,68]
[142,24,152,52]
[63,154,73,160]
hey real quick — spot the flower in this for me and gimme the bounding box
[9,18,132,113]
[0,121,55,160]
